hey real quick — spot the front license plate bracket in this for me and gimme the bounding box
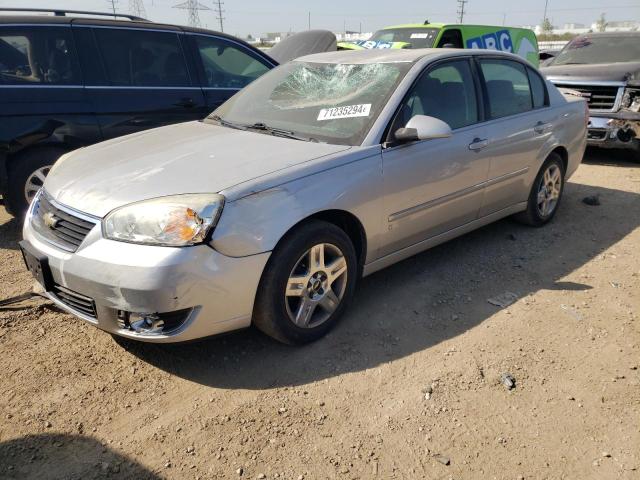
[19,240,54,292]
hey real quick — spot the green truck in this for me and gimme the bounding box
[338,22,539,66]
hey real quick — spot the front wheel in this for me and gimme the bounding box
[515,153,565,227]
[253,220,358,345]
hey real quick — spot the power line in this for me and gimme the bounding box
[129,0,147,18]
[214,0,225,32]
[457,0,468,23]
[173,0,210,28]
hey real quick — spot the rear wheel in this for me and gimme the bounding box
[5,148,66,216]
[253,220,358,345]
[515,153,565,227]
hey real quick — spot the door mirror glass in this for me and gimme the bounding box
[394,115,452,143]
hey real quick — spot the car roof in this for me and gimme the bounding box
[296,48,519,64]
[0,13,242,41]
[298,48,445,64]
[381,23,533,32]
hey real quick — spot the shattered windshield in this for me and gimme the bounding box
[550,35,640,65]
[369,28,439,48]
[208,61,411,145]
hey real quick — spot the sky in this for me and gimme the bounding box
[1,0,639,37]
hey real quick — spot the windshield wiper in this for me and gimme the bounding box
[209,115,248,131]
[245,122,318,142]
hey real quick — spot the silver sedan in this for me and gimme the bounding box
[21,49,587,344]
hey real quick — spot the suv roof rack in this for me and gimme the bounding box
[0,7,148,22]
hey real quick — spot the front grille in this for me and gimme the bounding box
[31,192,97,252]
[554,83,620,111]
[51,284,97,318]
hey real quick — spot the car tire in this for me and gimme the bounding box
[253,220,358,345]
[5,147,66,217]
[515,152,565,227]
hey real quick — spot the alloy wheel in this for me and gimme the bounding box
[24,165,51,204]
[536,164,562,218]
[284,243,348,328]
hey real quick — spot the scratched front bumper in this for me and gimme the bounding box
[22,202,270,343]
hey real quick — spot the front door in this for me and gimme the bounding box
[188,34,274,112]
[380,58,491,257]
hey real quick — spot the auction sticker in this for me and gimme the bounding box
[317,104,371,121]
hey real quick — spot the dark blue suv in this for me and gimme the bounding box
[0,9,279,215]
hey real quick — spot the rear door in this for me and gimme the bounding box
[475,57,553,215]
[187,33,274,112]
[75,25,206,140]
[380,58,491,257]
[0,24,99,152]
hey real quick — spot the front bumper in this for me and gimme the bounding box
[587,112,640,151]
[22,203,270,343]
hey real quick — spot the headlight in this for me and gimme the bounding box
[103,194,224,246]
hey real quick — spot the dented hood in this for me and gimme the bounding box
[542,61,640,84]
[44,121,350,217]
[267,30,337,64]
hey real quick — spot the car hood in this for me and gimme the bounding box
[541,61,640,84]
[267,30,337,64]
[44,121,350,217]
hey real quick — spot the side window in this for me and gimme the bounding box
[527,67,547,108]
[479,59,532,118]
[194,36,270,89]
[0,26,81,85]
[437,29,463,48]
[394,59,478,132]
[93,29,190,87]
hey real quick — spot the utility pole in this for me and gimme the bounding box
[173,0,210,28]
[129,0,147,18]
[308,11,311,30]
[214,0,225,32]
[457,0,467,23]
[106,0,118,18]
[542,0,550,26]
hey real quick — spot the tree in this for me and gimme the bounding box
[541,17,553,35]
[596,13,607,32]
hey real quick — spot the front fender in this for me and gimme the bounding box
[210,151,384,262]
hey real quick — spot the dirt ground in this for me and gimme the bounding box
[0,148,639,480]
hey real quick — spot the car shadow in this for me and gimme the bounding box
[120,179,640,390]
[0,215,21,251]
[583,146,640,167]
[0,434,160,479]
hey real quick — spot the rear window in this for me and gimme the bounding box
[527,67,547,108]
[480,59,533,118]
[93,28,190,87]
[0,26,81,85]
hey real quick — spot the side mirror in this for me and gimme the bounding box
[394,115,452,143]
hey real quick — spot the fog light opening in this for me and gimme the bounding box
[130,313,165,334]
[617,128,635,143]
[117,308,194,335]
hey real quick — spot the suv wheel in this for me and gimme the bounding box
[6,148,66,216]
[253,220,358,345]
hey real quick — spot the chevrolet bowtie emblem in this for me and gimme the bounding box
[43,212,59,229]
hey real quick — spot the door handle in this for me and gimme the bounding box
[468,138,488,151]
[534,121,550,134]
[175,98,196,109]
